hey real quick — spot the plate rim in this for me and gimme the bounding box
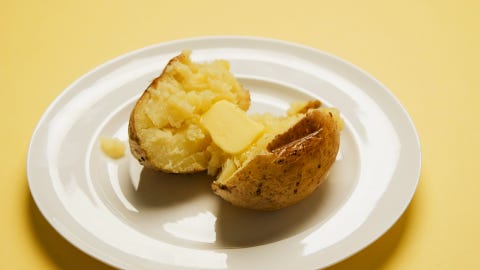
[27,35,422,269]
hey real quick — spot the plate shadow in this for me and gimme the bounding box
[126,168,213,208]
[215,178,337,247]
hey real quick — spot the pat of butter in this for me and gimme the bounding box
[201,100,264,154]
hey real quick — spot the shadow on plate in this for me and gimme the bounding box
[214,177,337,247]
[127,168,213,208]
[26,184,114,270]
[128,167,352,248]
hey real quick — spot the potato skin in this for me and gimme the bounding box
[128,90,160,170]
[211,108,341,210]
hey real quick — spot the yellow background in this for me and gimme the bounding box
[1,0,479,269]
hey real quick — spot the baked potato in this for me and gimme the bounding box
[129,51,343,210]
[128,50,250,173]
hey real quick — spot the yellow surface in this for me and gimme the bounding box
[1,0,479,269]
[201,100,264,154]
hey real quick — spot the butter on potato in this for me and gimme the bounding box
[200,100,264,154]
[212,107,342,210]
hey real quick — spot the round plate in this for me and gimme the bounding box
[27,36,421,269]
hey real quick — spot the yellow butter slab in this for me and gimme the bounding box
[201,100,264,154]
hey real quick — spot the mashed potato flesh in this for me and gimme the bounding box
[132,51,250,173]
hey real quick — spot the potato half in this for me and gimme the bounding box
[128,51,250,173]
[212,107,342,210]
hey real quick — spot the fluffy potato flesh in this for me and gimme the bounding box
[129,51,250,173]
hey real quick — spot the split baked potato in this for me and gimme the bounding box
[128,51,343,210]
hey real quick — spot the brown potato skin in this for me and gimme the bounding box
[211,108,341,210]
[128,90,171,171]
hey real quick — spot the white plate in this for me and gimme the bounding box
[27,36,421,269]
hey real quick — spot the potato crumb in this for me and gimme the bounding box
[100,138,125,159]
